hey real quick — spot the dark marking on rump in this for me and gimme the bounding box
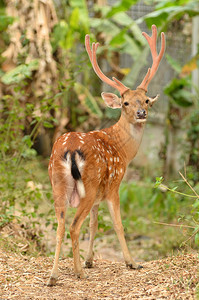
[63,149,85,181]
[71,152,81,180]
[72,150,85,179]
[60,211,64,219]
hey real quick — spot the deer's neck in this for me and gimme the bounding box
[108,113,145,163]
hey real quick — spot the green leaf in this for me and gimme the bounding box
[164,78,194,107]
[51,21,68,51]
[22,135,33,148]
[154,176,164,188]
[91,18,120,36]
[112,12,133,26]
[106,0,139,18]
[1,60,39,84]
[109,29,127,46]
[195,232,199,247]
[172,89,193,107]
[0,15,15,31]
[193,200,199,208]
[69,0,89,28]
[112,13,146,45]
[129,22,147,46]
[138,4,199,28]
[171,186,178,191]
[43,121,54,128]
[69,7,79,30]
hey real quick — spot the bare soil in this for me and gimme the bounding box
[0,248,198,300]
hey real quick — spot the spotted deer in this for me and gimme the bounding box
[47,25,165,286]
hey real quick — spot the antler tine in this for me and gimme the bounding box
[137,25,166,92]
[85,34,92,62]
[85,34,129,96]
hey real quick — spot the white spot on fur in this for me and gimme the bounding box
[80,140,84,144]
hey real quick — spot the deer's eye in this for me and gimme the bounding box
[124,102,129,106]
[145,99,149,104]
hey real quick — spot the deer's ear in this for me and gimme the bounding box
[148,94,159,107]
[101,92,122,109]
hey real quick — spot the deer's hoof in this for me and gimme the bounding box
[126,263,143,270]
[76,271,88,279]
[84,261,93,268]
[47,276,57,286]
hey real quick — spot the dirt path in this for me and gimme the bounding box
[0,249,198,299]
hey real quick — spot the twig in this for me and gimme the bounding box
[181,227,199,245]
[179,171,199,198]
[153,221,195,229]
[160,184,198,198]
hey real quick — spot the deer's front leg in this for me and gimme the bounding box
[107,193,142,269]
[70,198,95,278]
[85,204,99,268]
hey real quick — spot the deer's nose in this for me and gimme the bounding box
[137,109,146,119]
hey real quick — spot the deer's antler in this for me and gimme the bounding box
[85,35,129,96]
[137,25,165,92]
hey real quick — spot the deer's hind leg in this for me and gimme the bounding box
[85,204,99,268]
[47,170,73,286]
[70,191,97,278]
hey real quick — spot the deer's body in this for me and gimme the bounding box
[47,25,165,286]
[49,106,145,207]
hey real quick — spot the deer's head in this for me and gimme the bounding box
[85,25,165,125]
